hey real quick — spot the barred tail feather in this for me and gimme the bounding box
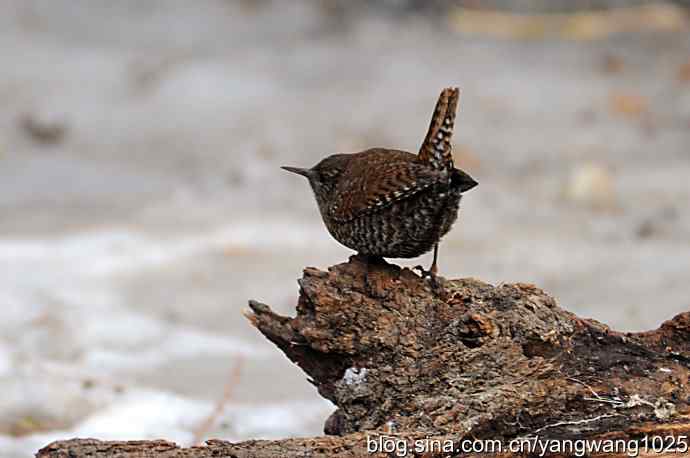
[418,87,459,170]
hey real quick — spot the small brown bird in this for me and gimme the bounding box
[282,87,477,277]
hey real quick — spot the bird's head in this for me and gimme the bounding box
[282,154,351,211]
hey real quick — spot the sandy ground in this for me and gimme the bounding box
[0,1,689,456]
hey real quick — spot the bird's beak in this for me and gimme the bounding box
[281,166,311,178]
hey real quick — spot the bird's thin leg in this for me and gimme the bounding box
[430,243,439,276]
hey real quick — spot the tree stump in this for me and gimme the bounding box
[37,256,690,457]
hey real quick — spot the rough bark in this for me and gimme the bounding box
[37,256,690,457]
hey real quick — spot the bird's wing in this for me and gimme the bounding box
[418,87,459,170]
[329,157,444,223]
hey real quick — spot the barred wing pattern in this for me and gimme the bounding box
[328,149,446,223]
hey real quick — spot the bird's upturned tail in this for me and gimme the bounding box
[418,87,459,170]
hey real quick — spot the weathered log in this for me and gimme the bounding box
[37,256,690,457]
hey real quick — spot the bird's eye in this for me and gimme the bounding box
[321,170,338,181]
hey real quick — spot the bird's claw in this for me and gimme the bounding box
[413,265,444,294]
[413,265,434,279]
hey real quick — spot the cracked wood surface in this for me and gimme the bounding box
[38,256,690,457]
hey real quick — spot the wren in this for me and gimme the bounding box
[282,87,477,277]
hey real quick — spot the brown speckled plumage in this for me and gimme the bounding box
[282,88,477,272]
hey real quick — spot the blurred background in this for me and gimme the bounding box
[0,0,689,456]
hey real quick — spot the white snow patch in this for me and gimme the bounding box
[72,390,207,442]
[228,399,334,439]
[0,221,331,277]
[342,367,368,386]
[0,391,333,456]
[81,324,267,372]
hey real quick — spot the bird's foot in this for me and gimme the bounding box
[361,256,398,298]
[413,258,439,279]
[413,264,434,279]
[413,264,446,294]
